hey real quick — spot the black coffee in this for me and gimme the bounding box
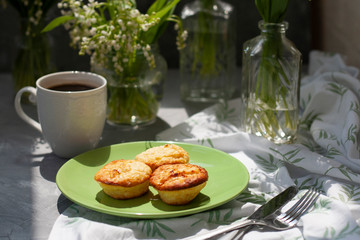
[49,83,95,92]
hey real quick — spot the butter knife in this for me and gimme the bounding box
[232,186,299,239]
[183,186,298,240]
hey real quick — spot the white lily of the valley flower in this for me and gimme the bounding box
[55,0,186,75]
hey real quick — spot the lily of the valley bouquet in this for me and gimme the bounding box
[44,0,186,125]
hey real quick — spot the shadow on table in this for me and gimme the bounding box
[99,116,171,146]
[37,116,171,183]
[182,101,215,117]
[38,153,68,183]
[57,193,74,214]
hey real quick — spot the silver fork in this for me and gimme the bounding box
[272,187,320,228]
[184,188,320,240]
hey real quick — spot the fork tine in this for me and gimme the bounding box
[282,188,313,218]
[291,188,320,220]
[282,188,320,223]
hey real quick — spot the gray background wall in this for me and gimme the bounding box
[0,0,312,73]
[312,0,360,70]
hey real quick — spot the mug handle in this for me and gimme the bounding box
[14,86,42,132]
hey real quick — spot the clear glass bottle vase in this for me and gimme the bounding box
[179,0,236,103]
[92,44,167,127]
[241,21,302,144]
[13,18,53,92]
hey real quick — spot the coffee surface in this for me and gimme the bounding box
[49,83,95,92]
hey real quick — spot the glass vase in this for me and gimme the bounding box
[179,0,236,103]
[241,21,302,144]
[92,45,167,126]
[13,18,53,92]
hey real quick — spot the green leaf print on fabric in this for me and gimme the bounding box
[138,220,175,238]
[345,124,358,144]
[323,222,360,239]
[64,205,82,226]
[313,198,332,213]
[327,82,348,97]
[69,205,80,214]
[300,93,312,112]
[145,141,154,150]
[318,129,338,142]
[327,80,348,112]
[207,209,227,224]
[294,177,325,191]
[210,208,235,223]
[102,215,134,226]
[301,137,324,154]
[254,154,284,173]
[179,130,193,139]
[191,208,235,227]
[339,185,360,202]
[223,208,233,221]
[324,144,343,159]
[215,100,236,122]
[197,138,214,148]
[324,164,358,182]
[270,148,305,164]
[299,110,321,131]
[350,102,360,117]
[236,189,267,205]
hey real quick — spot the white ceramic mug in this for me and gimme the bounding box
[14,71,107,158]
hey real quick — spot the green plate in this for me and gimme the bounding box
[56,141,249,219]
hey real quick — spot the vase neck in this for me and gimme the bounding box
[259,21,288,37]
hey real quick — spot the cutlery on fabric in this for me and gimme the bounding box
[183,186,297,240]
[183,187,320,240]
[231,185,298,239]
[232,187,321,240]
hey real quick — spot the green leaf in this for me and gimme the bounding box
[147,0,169,14]
[197,138,214,148]
[270,147,304,164]
[254,154,282,172]
[156,221,175,233]
[216,209,220,221]
[207,138,214,148]
[215,100,236,122]
[224,209,233,221]
[323,222,360,239]
[143,0,180,44]
[69,204,80,214]
[299,110,321,131]
[327,82,347,96]
[339,185,360,202]
[42,15,74,33]
[350,102,360,117]
[190,219,203,227]
[149,0,180,20]
[346,124,357,144]
[207,209,227,224]
[255,0,289,23]
[236,190,267,204]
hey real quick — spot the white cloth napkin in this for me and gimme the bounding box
[49,51,360,240]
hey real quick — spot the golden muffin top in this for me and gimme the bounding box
[135,144,190,171]
[150,163,208,191]
[94,159,152,187]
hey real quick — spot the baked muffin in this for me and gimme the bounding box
[135,144,190,171]
[94,159,152,199]
[150,163,208,205]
